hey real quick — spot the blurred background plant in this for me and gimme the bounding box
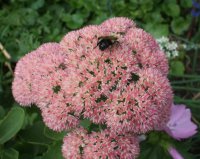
[0,0,199,159]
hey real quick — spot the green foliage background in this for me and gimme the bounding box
[0,0,200,159]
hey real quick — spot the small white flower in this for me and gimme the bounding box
[156,36,179,59]
[157,36,169,43]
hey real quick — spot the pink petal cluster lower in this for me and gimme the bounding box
[62,128,140,159]
[12,17,174,158]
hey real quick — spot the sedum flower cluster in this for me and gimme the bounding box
[12,17,174,159]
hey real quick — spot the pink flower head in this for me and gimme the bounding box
[13,17,172,136]
[41,100,79,132]
[62,128,87,159]
[83,130,140,159]
[100,17,136,33]
[12,50,39,106]
[124,28,169,76]
[12,43,63,106]
[62,129,140,159]
[59,18,172,134]
[30,43,69,108]
[60,30,80,51]
[165,104,197,140]
[106,68,173,134]
[168,146,184,159]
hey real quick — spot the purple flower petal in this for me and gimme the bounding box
[165,103,197,140]
[168,147,184,159]
[169,104,186,123]
[192,0,200,8]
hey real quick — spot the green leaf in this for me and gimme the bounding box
[1,148,19,159]
[90,14,108,24]
[139,143,171,159]
[139,131,173,159]
[22,112,38,129]
[13,141,47,158]
[2,12,21,26]
[16,32,40,60]
[61,13,84,29]
[145,11,164,23]
[80,118,92,130]
[174,142,195,159]
[171,17,190,35]
[0,106,5,120]
[31,0,45,10]
[144,23,169,38]
[0,84,3,93]
[41,141,64,159]
[19,121,53,145]
[170,61,185,76]
[180,0,193,8]
[162,2,180,17]
[141,0,154,12]
[22,9,38,26]
[0,107,25,144]
[44,127,67,141]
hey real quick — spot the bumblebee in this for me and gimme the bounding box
[96,36,118,51]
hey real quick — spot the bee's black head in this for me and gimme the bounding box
[97,39,113,51]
